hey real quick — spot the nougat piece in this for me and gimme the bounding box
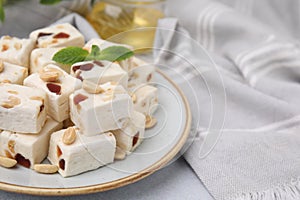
[112,111,145,155]
[0,35,35,68]
[30,47,69,74]
[0,83,47,133]
[132,85,158,116]
[70,60,128,88]
[0,61,28,84]
[127,57,155,92]
[84,38,133,71]
[0,117,62,169]
[30,23,85,48]
[24,64,82,122]
[48,128,116,177]
[69,82,133,136]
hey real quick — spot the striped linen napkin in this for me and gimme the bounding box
[154,0,300,199]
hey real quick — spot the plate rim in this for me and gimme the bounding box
[0,69,192,196]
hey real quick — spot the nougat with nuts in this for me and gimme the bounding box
[0,35,35,68]
[30,47,69,74]
[48,128,116,177]
[132,85,158,116]
[0,60,28,84]
[24,64,82,122]
[0,83,47,133]
[30,23,85,48]
[69,82,133,136]
[70,60,128,89]
[127,57,155,92]
[112,111,145,155]
[0,117,62,169]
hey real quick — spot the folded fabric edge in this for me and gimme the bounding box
[234,177,300,200]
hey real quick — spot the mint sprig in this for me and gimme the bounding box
[53,47,89,65]
[53,45,134,65]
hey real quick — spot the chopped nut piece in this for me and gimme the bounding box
[30,96,44,102]
[39,68,61,82]
[0,156,17,168]
[1,96,21,109]
[82,80,104,94]
[2,35,12,40]
[7,90,18,95]
[145,115,157,129]
[114,147,126,160]
[1,80,11,83]
[8,140,16,153]
[62,127,76,145]
[102,95,114,102]
[0,60,4,73]
[131,94,137,103]
[34,164,58,174]
[14,43,22,50]
[1,44,9,52]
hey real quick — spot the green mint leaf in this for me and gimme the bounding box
[85,45,101,61]
[91,45,101,57]
[97,46,134,62]
[0,0,5,22]
[52,47,89,65]
[40,0,62,5]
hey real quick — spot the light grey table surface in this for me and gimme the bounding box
[0,2,213,200]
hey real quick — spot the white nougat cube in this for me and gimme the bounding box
[30,23,85,48]
[30,47,69,74]
[48,128,116,177]
[0,36,35,68]
[112,111,145,154]
[0,61,28,84]
[84,38,133,71]
[69,83,133,136]
[24,64,82,122]
[127,57,155,92]
[70,60,128,88]
[133,85,158,116]
[0,117,62,169]
[0,83,47,134]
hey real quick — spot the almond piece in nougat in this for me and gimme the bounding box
[0,83,47,134]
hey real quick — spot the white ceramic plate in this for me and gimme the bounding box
[0,69,191,196]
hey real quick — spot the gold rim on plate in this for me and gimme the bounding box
[0,69,192,196]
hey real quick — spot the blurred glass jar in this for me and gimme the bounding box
[86,0,165,51]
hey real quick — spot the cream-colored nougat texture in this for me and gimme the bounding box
[48,128,116,177]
